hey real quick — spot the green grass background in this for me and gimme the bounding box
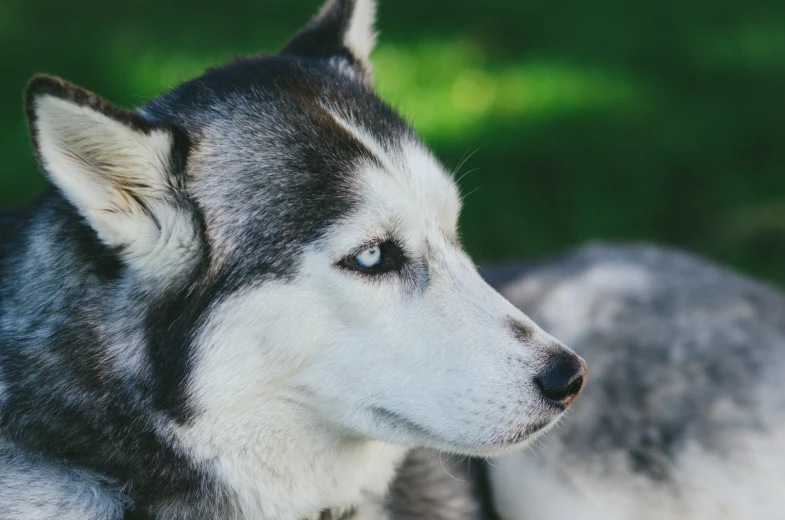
[2,0,785,284]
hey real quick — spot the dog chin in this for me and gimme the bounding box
[366,407,560,457]
[442,418,560,458]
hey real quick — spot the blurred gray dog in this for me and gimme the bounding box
[483,243,785,520]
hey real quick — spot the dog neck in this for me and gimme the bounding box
[173,400,408,519]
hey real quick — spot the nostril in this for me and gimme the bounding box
[535,351,588,407]
[565,375,584,397]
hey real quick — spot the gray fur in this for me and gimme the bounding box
[486,243,785,518]
[0,441,129,520]
[386,450,488,520]
[1,1,579,516]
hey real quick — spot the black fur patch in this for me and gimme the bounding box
[282,0,367,73]
[25,75,158,138]
[0,194,224,515]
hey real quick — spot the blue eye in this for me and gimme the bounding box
[338,240,407,276]
[355,245,381,268]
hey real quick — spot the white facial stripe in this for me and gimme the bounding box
[323,106,461,241]
[324,106,398,174]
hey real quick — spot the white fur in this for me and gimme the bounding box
[31,95,199,275]
[178,119,573,518]
[312,0,376,70]
[326,106,463,227]
[343,0,377,66]
[326,106,397,174]
[173,281,408,519]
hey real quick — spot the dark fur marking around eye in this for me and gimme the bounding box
[338,239,407,276]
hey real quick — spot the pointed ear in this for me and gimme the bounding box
[282,0,377,75]
[26,75,198,273]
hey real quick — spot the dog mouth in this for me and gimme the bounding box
[494,418,553,445]
[368,407,556,454]
[371,407,436,438]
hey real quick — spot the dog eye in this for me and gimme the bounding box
[355,245,381,268]
[338,240,407,275]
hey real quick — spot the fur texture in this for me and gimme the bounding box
[485,244,785,520]
[0,1,586,518]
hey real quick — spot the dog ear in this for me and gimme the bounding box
[282,0,377,76]
[26,75,198,273]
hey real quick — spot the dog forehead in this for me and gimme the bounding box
[352,143,461,234]
[320,105,461,232]
[172,60,455,210]
[147,56,459,270]
[147,55,408,145]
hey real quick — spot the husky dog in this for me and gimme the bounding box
[483,244,785,520]
[0,0,588,518]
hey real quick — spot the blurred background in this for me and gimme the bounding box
[2,0,784,284]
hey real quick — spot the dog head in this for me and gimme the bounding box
[25,0,586,457]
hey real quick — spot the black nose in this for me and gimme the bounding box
[535,351,588,407]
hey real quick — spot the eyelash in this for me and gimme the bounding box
[338,240,408,276]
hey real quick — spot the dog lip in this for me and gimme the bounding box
[370,406,475,449]
[370,407,555,450]
[370,407,435,438]
[496,418,554,446]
